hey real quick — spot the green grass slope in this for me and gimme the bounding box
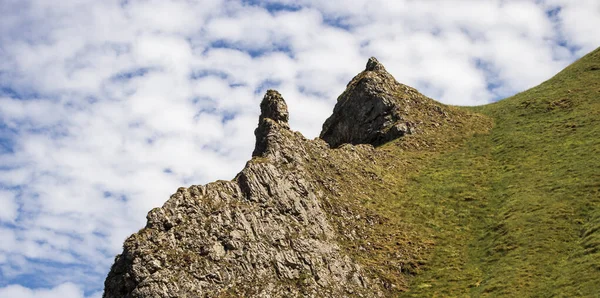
[394,47,600,296]
[302,47,599,296]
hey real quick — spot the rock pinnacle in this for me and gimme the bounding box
[253,90,290,157]
[365,57,386,72]
[259,90,289,126]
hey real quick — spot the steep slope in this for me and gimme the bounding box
[396,47,600,296]
[104,48,600,297]
[103,58,488,297]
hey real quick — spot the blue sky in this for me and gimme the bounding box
[0,0,599,297]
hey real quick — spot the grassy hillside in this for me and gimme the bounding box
[398,47,600,296]
[319,47,599,296]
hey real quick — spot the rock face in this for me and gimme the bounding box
[103,91,377,298]
[252,90,290,157]
[103,58,459,297]
[321,57,450,148]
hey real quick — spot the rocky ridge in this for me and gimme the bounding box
[103,58,476,297]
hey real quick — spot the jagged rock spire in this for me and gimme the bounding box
[320,56,451,148]
[320,57,412,147]
[253,90,290,157]
[365,57,386,72]
[258,90,289,127]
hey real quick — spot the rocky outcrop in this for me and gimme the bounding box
[103,90,379,298]
[252,90,290,157]
[103,58,467,298]
[320,57,451,148]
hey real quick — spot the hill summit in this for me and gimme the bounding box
[104,48,600,297]
[321,57,449,147]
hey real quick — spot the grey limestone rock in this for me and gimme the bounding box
[253,90,290,157]
[103,91,378,298]
[320,57,449,148]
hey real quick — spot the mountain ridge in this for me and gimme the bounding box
[103,48,600,297]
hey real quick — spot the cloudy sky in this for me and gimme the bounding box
[0,0,598,297]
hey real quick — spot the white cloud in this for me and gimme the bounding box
[0,283,84,298]
[545,0,600,55]
[0,0,598,295]
[0,190,19,223]
[0,228,18,253]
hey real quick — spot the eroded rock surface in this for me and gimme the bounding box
[253,90,290,157]
[320,57,451,148]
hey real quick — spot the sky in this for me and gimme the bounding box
[0,0,598,297]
